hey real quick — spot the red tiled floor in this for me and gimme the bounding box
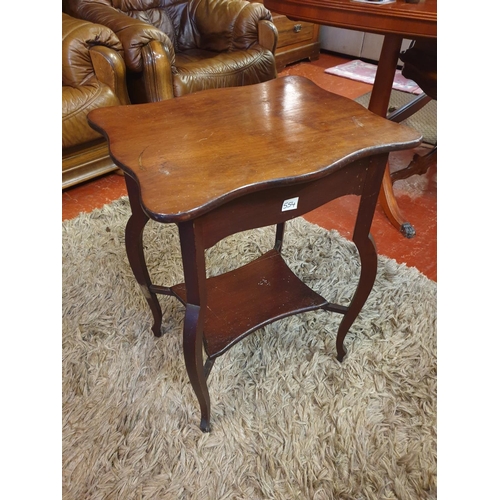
[62,172,127,221]
[62,52,436,281]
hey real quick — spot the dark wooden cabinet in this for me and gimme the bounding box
[257,1,320,71]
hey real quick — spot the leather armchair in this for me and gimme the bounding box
[65,0,278,103]
[62,12,130,189]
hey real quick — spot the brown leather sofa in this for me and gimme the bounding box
[62,12,130,189]
[65,0,278,103]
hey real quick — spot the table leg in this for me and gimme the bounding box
[178,221,212,432]
[274,222,286,252]
[368,34,416,239]
[336,154,386,361]
[124,175,164,336]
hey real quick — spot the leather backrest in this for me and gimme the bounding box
[77,0,182,50]
[194,0,271,52]
[69,0,271,53]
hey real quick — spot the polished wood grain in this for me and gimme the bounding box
[255,0,320,71]
[263,0,437,238]
[89,76,420,223]
[263,0,436,38]
[88,76,421,431]
[272,14,320,71]
[171,249,329,358]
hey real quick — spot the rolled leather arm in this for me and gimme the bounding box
[62,12,123,87]
[192,0,274,52]
[66,0,175,72]
[89,45,130,104]
[257,19,278,54]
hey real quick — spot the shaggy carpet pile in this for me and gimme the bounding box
[62,197,437,499]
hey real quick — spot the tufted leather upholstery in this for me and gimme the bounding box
[62,12,130,188]
[65,0,278,103]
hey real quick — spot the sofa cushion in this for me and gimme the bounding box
[62,84,121,149]
[173,47,275,96]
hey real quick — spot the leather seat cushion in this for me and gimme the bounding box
[62,83,121,149]
[173,48,276,96]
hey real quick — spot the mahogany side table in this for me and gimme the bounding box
[88,76,421,431]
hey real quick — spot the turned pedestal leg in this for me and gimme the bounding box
[124,175,163,337]
[369,34,416,239]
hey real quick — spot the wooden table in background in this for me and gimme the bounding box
[264,0,437,238]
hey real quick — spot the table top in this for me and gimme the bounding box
[263,0,437,39]
[88,76,421,222]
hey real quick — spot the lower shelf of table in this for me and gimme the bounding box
[170,249,332,359]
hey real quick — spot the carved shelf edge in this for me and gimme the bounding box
[170,249,331,359]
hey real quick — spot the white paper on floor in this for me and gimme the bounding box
[325,59,422,94]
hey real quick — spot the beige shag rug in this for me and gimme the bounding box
[62,197,436,499]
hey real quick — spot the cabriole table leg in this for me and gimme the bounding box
[178,221,212,432]
[336,154,387,361]
[124,175,163,337]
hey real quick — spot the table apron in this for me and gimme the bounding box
[195,154,387,250]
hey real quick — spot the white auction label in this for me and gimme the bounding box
[281,197,299,212]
